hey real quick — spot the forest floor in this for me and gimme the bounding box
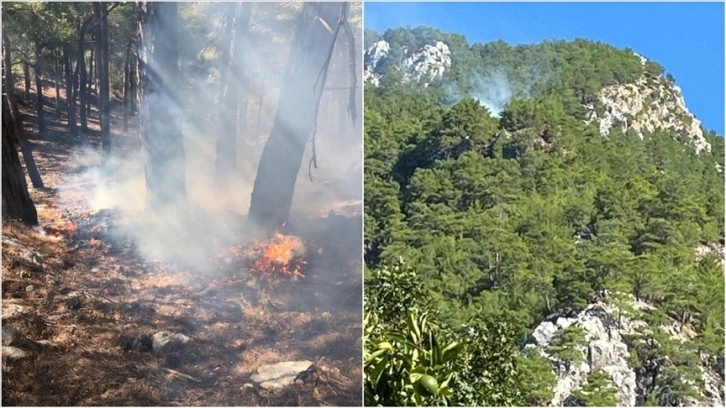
[2,80,362,406]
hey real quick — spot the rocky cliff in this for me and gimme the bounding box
[528,292,724,406]
[364,39,451,87]
[588,75,711,154]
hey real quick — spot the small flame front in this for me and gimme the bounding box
[216,233,306,283]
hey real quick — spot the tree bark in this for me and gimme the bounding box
[54,55,61,120]
[3,34,19,120]
[248,3,345,229]
[23,60,30,100]
[138,2,186,210]
[123,41,131,132]
[64,45,77,135]
[77,18,89,134]
[3,34,44,189]
[33,42,47,137]
[94,2,111,156]
[86,44,93,116]
[2,94,39,226]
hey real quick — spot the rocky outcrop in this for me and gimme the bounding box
[364,40,451,87]
[363,40,390,87]
[529,293,724,406]
[590,76,711,154]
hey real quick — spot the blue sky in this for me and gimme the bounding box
[365,2,725,135]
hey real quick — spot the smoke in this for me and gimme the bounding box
[57,2,363,273]
[470,70,513,116]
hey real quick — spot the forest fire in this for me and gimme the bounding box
[216,233,306,283]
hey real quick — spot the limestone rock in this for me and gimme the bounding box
[250,360,313,389]
[152,331,189,353]
[364,40,451,87]
[591,76,711,154]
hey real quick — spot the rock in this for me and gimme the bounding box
[364,40,452,87]
[2,346,29,360]
[2,301,29,319]
[531,301,637,406]
[152,331,189,353]
[2,324,21,346]
[592,76,711,154]
[250,360,313,389]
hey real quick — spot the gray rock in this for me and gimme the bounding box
[250,360,313,389]
[2,324,21,346]
[2,346,29,360]
[152,331,189,353]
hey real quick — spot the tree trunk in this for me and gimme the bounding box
[77,19,89,134]
[3,34,44,189]
[215,3,249,184]
[64,46,77,136]
[34,42,47,137]
[248,3,345,229]
[123,42,131,132]
[3,34,19,120]
[23,60,30,100]
[95,2,111,156]
[2,94,39,226]
[86,45,93,116]
[138,2,186,210]
[88,40,94,91]
[129,52,137,115]
[54,55,61,120]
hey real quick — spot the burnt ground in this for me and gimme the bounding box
[2,80,362,406]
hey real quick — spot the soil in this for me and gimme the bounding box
[2,77,362,406]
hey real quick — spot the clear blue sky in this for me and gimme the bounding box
[365,2,725,135]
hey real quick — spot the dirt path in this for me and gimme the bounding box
[2,81,362,406]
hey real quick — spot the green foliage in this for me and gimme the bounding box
[573,370,619,406]
[364,260,527,406]
[516,347,557,406]
[549,325,587,365]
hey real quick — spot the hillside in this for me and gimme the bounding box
[363,27,724,406]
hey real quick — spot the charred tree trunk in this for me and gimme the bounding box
[138,2,186,210]
[123,42,131,132]
[94,2,111,156]
[3,34,43,189]
[23,60,30,100]
[2,94,39,226]
[33,42,47,137]
[64,46,77,136]
[248,3,345,229]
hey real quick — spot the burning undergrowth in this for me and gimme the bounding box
[215,233,307,284]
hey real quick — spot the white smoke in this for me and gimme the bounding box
[471,70,513,116]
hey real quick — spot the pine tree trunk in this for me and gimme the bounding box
[95,2,111,156]
[248,2,344,229]
[23,60,30,100]
[138,2,186,210]
[123,42,131,132]
[77,19,89,134]
[54,56,61,120]
[3,34,43,189]
[64,46,77,136]
[34,42,47,137]
[2,94,39,226]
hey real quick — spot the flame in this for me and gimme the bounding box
[215,233,306,283]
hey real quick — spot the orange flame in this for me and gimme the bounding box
[215,234,306,283]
